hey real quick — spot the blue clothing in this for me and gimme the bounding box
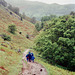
[26,52,32,62]
[31,53,34,56]
[26,52,35,62]
[31,56,35,62]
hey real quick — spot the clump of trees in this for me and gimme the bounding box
[35,22,44,31]
[0,0,7,7]
[34,15,75,71]
[70,11,75,16]
[2,34,11,41]
[8,24,16,34]
[30,17,36,24]
[8,5,20,16]
[41,15,57,22]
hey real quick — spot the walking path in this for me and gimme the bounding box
[20,49,48,75]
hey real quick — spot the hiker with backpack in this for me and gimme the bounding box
[26,52,32,62]
[26,52,35,62]
[31,52,35,62]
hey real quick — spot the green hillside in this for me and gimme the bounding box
[0,4,37,75]
[0,0,75,75]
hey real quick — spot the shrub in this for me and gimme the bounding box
[34,15,75,71]
[2,34,11,41]
[26,34,29,38]
[8,24,16,34]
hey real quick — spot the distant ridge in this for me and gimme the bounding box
[5,0,75,20]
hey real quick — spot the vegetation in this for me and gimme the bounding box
[0,0,7,7]
[41,15,57,22]
[0,43,22,75]
[34,15,75,71]
[30,17,36,24]
[8,4,20,16]
[26,34,29,39]
[30,49,75,75]
[35,22,44,31]
[8,24,16,34]
[1,34,11,41]
[0,4,36,75]
[0,0,75,74]
[5,0,75,20]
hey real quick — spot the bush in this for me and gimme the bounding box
[26,34,29,38]
[34,15,75,71]
[2,34,11,41]
[8,24,16,34]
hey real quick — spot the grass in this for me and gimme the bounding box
[0,45,22,75]
[0,5,37,75]
[0,5,37,48]
[0,5,35,74]
[30,49,75,75]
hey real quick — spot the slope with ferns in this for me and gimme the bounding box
[0,4,37,75]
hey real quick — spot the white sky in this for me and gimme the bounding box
[5,0,75,5]
[28,0,75,4]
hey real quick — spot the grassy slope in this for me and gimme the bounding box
[0,37,22,75]
[0,5,37,48]
[0,5,37,75]
[30,50,75,75]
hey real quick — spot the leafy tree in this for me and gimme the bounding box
[35,23,40,31]
[41,15,57,22]
[8,24,16,34]
[34,15,75,71]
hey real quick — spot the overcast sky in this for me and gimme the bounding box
[5,0,75,5]
[28,0,75,4]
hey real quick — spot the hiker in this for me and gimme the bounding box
[26,54,29,62]
[31,52,35,62]
[26,52,32,62]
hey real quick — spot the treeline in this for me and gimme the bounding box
[41,15,57,22]
[35,15,57,31]
[8,5,20,16]
[34,13,75,71]
[0,0,7,7]
[0,0,36,23]
[0,0,20,16]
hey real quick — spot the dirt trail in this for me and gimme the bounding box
[20,49,48,75]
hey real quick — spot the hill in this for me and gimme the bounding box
[0,4,37,48]
[0,4,37,75]
[5,0,75,20]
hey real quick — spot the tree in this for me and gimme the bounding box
[70,11,75,16]
[34,15,75,71]
[31,17,36,24]
[35,23,40,31]
[8,4,20,16]
[22,12,26,19]
[41,15,57,22]
[8,24,16,34]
